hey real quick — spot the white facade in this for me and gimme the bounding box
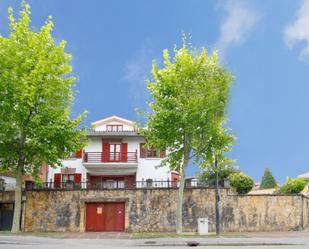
[47,116,172,184]
[0,176,16,185]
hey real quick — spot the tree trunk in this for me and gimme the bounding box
[11,165,23,233]
[176,134,190,234]
[215,156,220,235]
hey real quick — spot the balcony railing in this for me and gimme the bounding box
[24,180,213,191]
[83,151,138,163]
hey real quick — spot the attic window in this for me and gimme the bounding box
[106,125,123,132]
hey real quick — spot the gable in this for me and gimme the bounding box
[91,115,135,131]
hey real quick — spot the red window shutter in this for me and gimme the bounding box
[121,143,128,162]
[74,173,82,184]
[140,143,146,158]
[54,173,61,188]
[75,149,83,158]
[160,149,166,158]
[102,143,110,162]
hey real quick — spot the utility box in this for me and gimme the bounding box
[197,218,209,235]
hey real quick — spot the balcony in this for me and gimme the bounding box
[83,151,137,163]
[82,151,138,175]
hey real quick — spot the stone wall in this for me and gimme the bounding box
[23,188,309,232]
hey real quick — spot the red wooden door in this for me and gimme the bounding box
[86,202,125,232]
[86,203,104,231]
[104,204,115,231]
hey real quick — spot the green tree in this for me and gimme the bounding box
[0,2,86,232]
[260,168,277,189]
[229,172,254,194]
[142,38,234,233]
[198,163,239,186]
[279,177,309,194]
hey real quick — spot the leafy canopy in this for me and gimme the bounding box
[142,40,234,170]
[229,172,254,194]
[198,163,240,186]
[278,177,309,194]
[260,168,277,189]
[0,2,86,179]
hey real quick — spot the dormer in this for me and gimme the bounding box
[91,115,135,132]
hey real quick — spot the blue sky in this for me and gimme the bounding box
[1,0,309,183]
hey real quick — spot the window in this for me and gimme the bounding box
[109,143,121,161]
[106,125,123,132]
[147,146,159,158]
[62,174,74,182]
[140,143,165,158]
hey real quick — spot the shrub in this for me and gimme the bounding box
[260,168,277,189]
[279,177,309,194]
[229,172,254,194]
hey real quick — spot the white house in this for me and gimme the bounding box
[47,116,179,188]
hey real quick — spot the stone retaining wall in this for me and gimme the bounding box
[23,188,309,232]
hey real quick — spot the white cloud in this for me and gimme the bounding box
[284,0,309,61]
[216,0,260,56]
[123,42,155,106]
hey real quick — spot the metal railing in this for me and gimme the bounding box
[24,180,212,191]
[83,152,138,163]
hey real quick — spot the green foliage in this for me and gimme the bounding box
[0,2,86,179]
[260,168,277,189]
[141,38,235,171]
[198,163,240,186]
[278,177,309,194]
[229,172,254,194]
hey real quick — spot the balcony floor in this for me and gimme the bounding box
[83,162,138,175]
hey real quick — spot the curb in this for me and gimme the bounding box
[137,241,302,247]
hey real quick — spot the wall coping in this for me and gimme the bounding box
[24,187,231,192]
[80,197,130,203]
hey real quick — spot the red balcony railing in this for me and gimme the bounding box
[83,151,138,163]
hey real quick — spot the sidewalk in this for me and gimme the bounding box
[131,231,309,247]
[0,231,309,247]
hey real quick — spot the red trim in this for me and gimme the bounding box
[74,173,82,183]
[140,143,146,158]
[54,173,61,188]
[121,143,128,162]
[102,142,110,162]
[75,150,83,158]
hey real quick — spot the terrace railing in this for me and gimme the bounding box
[24,180,213,191]
[83,151,138,163]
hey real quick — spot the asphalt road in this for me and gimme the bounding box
[1,233,309,249]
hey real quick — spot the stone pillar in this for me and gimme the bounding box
[80,203,85,232]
